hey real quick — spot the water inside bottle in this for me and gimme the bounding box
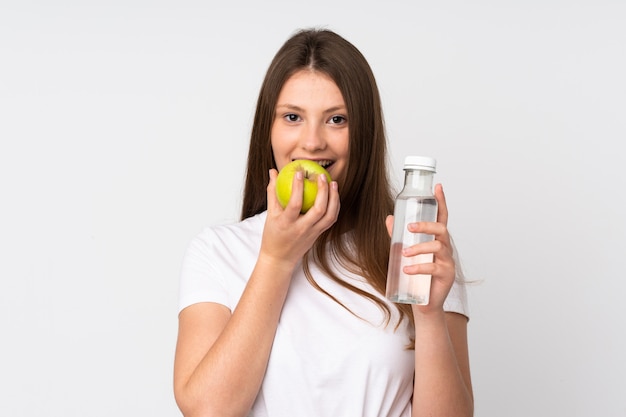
[386,196,437,304]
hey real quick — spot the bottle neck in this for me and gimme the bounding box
[402,169,435,195]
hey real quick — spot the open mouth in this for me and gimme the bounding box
[293,159,335,170]
[317,160,334,170]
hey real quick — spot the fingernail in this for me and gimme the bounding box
[296,171,303,180]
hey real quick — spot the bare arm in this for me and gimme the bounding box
[173,257,295,417]
[411,184,473,416]
[386,184,473,417]
[173,170,339,417]
[411,311,473,417]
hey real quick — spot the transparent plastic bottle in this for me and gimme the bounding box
[386,156,438,305]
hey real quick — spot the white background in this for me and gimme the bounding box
[1,1,625,416]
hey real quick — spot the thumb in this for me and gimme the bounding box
[385,215,394,238]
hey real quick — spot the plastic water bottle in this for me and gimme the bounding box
[386,156,438,305]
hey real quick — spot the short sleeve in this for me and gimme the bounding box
[443,278,469,318]
[443,236,470,318]
[178,229,231,314]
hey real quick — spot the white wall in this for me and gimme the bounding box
[1,1,624,416]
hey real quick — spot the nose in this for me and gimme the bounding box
[299,123,326,152]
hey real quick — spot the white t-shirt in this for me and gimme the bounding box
[179,211,469,417]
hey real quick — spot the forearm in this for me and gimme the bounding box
[178,257,294,417]
[412,311,473,417]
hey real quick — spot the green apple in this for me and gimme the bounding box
[276,159,332,213]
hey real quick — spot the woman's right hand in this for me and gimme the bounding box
[259,168,340,269]
[174,169,339,417]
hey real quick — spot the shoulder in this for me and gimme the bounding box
[188,212,266,256]
[178,212,266,313]
[180,211,266,288]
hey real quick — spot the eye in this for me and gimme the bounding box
[329,115,347,125]
[284,113,301,122]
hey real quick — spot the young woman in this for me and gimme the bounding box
[174,28,473,417]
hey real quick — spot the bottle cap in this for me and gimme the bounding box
[404,156,437,172]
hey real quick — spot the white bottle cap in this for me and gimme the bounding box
[404,156,437,172]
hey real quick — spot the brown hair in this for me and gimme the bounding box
[241,28,413,333]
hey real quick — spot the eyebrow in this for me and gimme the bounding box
[276,104,347,113]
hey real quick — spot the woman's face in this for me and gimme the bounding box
[271,70,349,186]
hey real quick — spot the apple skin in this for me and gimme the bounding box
[276,160,332,213]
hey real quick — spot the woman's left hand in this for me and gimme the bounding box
[385,183,456,315]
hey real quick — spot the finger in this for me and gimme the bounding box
[402,261,453,279]
[324,180,341,221]
[266,169,283,212]
[434,183,449,226]
[402,239,446,258]
[385,215,394,237]
[312,179,340,229]
[306,172,330,216]
[402,262,437,276]
[408,221,447,237]
[286,170,304,214]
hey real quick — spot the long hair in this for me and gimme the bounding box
[241,28,413,332]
